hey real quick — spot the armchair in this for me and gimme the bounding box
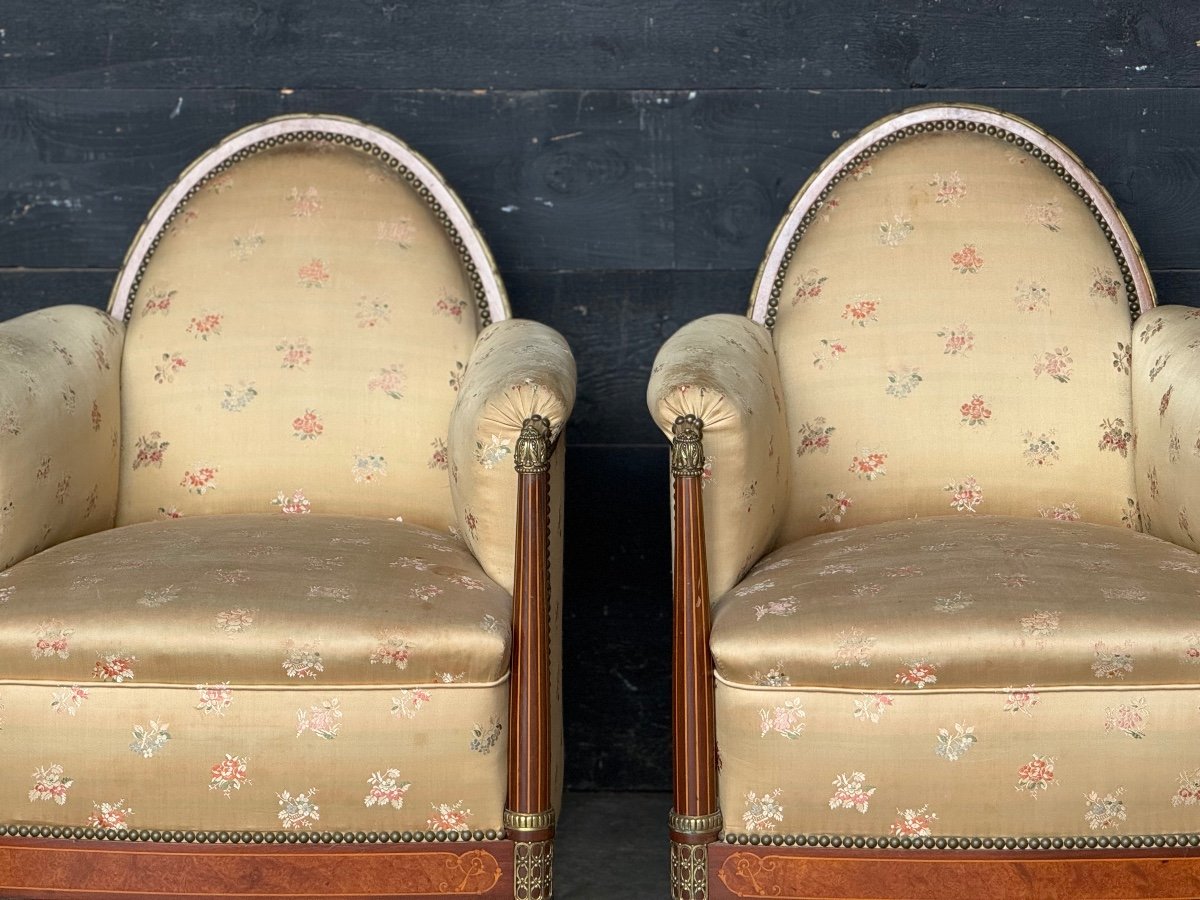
[0,115,574,899]
[651,104,1200,898]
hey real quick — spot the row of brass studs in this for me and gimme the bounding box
[0,823,501,844]
[765,119,1143,331]
[723,831,1200,851]
[125,130,491,329]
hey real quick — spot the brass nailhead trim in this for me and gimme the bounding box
[0,824,502,845]
[720,831,1200,851]
[766,120,1144,330]
[124,130,493,329]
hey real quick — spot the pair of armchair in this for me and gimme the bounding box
[1,105,1199,899]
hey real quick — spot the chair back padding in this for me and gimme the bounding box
[751,106,1154,544]
[111,116,507,527]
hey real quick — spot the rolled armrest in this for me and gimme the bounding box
[0,306,124,569]
[647,314,788,597]
[448,318,576,592]
[1133,304,1200,552]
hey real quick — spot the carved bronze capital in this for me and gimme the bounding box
[671,414,705,477]
[514,415,553,474]
[503,809,556,834]
[669,810,723,837]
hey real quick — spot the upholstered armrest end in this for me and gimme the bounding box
[647,314,788,597]
[0,305,124,569]
[448,319,576,592]
[1133,304,1200,552]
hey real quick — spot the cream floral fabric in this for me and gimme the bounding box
[717,682,1200,839]
[1,682,506,834]
[648,314,788,598]
[118,140,482,529]
[0,514,510,833]
[448,318,575,594]
[0,306,123,570]
[447,317,575,810]
[1133,305,1200,553]
[712,515,1200,838]
[0,514,512,686]
[773,130,1139,544]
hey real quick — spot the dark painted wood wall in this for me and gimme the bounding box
[2,1,1199,790]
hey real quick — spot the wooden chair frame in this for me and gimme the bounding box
[668,105,1200,899]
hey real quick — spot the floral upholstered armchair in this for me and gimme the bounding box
[649,105,1200,898]
[0,115,574,899]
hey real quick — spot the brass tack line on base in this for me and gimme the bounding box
[0,824,502,844]
[719,831,1200,851]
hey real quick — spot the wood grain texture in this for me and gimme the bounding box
[561,445,671,791]
[0,89,675,273]
[3,89,1200,273]
[507,467,553,825]
[1,1,1195,91]
[708,844,1200,899]
[0,838,512,898]
[671,466,717,825]
[673,88,1200,273]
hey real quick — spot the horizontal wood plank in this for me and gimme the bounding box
[673,88,1200,273]
[1,1,1195,91]
[3,89,1200,273]
[562,445,672,791]
[0,89,675,273]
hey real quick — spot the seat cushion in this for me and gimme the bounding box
[712,515,1200,838]
[0,514,511,686]
[0,515,511,834]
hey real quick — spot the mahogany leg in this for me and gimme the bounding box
[668,415,721,900]
[507,415,556,899]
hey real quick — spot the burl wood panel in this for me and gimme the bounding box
[0,838,512,898]
[708,844,1200,899]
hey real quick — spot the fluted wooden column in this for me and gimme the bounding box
[506,415,554,900]
[668,415,720,900]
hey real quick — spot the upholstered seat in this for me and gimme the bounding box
[650,104,1200,896]
[0,115,573,899]
[711,514,1200,838]
[1,514,512,834]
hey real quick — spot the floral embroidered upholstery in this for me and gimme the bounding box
[713,516,1200,691]
[118,136,485,528]
[647,314,789,597]
[0,514,512,685]
[0,514,510,832]
[653,106,1200,869]
[0,116,574,882]
[712,516,1200,839]
[1133,305,1200,552]
[0,306,123,570]
[770,128,1139,544]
